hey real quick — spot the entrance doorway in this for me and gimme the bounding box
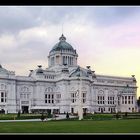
[83,108,87,115]
[71,108,74,114]
[101,108,104,113]
[47,109,51,114]
[22,106,29,114]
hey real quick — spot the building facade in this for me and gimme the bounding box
[0,34,138,114]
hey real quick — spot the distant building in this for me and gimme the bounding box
[0,34,138,114]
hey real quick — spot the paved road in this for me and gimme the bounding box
[0,114,77,122]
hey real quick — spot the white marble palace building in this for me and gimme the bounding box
[0,34,138,114]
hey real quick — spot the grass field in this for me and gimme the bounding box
[0,119,140,133]
[0,113,42,120]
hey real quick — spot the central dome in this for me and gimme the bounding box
[50,34,74,52]
[48,34,78,68]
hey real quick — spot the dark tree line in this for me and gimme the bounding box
[137,97,140,106]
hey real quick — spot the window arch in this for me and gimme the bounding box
[20,86,30,100]
[82,87,86,91]
[0,84,7,90]
[97,90,105,104]
[21,86,29,92]
[45,87,53,93]
[108,90,115,105]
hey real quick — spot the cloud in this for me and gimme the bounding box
[0,6,140,97]
[84,7,140,27]
[0,7,42,34]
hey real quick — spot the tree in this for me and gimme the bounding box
[17,110,21,118]
[137,97,140,112]
[125,112,128,117]
[137,97,140,106]
[41,113,45,122]
[116,112,119,120]
[66,112,69,119]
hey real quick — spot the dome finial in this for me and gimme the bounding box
[59,34,66,41]
[62,23,64,35]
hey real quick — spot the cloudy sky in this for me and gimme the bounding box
[0,6,140,97]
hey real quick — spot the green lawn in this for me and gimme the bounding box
[1,119,140,133]
[0,113,42,120]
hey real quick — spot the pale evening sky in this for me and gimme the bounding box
[0,6,140,97]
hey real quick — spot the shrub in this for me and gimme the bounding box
[66,112,69,119]
[41,113,45,122]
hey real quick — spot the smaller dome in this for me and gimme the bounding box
[50,34,74,52]
[36,66,44,74]
[0,65,9,74]
[69,66,88,77]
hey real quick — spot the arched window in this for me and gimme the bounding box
[82,87,87,103]
[20,86,30,100]
[97,90,105,104]
[108,90,115,104]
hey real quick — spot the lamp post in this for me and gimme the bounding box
[76,69,83,120]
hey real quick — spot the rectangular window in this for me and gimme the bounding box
[98,96,104,104]
[45,94,54,104]
[83,99,86,103]
[1,98,4,102]
[118,97,120,105]
[73,93,75,97]
[108,96,114,104]
[48,94,50,99]
[122,96,124,104]
[1,92,4,97]
[125,96,127,104]
[82,93,86,103]
[71,92,81,103]
[1,92,6,103]
[72,99,74,103]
